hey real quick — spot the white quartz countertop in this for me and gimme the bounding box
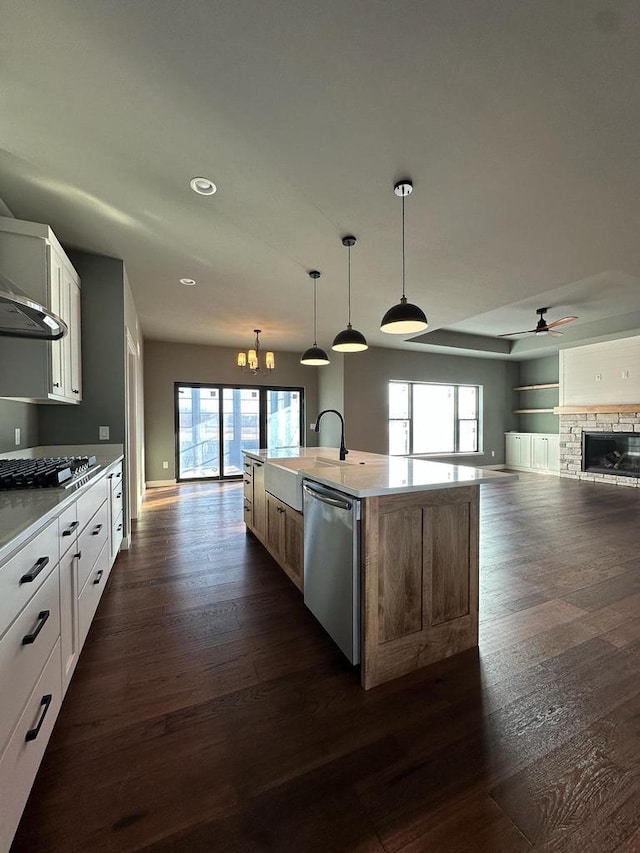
[244,447,516,500]
[0,444,124,561]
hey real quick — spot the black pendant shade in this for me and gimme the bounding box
[380,296,428,334]
[332,235,368,353]
[380,179,428,335]
[300,270,330,366]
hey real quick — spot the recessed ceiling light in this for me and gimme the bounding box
[180,278,196,286]
[190,177,217,196]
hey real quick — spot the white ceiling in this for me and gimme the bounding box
[1,0,640,359]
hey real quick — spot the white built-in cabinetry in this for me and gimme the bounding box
[505,432,559,473]
[0,216,82,403]
[0,459,123,850]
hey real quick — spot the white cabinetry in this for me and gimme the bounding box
[0,217,82,404]
[505,433,559,474]
[0,459,122,851]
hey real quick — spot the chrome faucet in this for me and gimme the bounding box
[313,410,348,460]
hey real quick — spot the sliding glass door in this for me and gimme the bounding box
[176,384,303,481]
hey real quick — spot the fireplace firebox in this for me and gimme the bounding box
[582,432,640,478]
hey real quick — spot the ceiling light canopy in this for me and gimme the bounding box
[179,278,196,286]
[238,329,275,373]
[301,270,330,366]
[332,236,368,353]
[190,176,217,196]
[380,180,428,334]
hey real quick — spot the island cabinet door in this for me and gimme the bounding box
[361,485,479,690]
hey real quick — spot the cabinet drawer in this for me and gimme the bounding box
[243,498,252,523]
[243,475,252,500]
[0,567,60,755]
[58,502,79,558]
[108,463,123,495]
[0,520,58,641]
[78,539,110,650]
[0,638,62,853]
[76,502,109,594]
[111,510,123,561]
[76,476,108,533]
[111,481,124,520]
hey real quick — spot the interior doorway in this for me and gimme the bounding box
[175,383,303,481]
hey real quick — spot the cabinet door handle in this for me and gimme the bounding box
[52,382,60,388]
[22,610,51,645]
[92,524,103,535]
[244,506,251,513]
[20,556,50,584]
[25,694,53,742]
[115,492,122,499]
[74,551,82,560]
[93,569,104,585]
[117,524,122,531]
[62,520,79,536]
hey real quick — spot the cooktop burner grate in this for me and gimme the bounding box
[0,455,98,490]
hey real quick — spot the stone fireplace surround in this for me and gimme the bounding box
[559,408,640,487]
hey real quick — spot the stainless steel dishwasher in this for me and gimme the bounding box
[302,480,361,664]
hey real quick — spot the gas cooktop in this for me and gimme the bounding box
[0,455,99,490]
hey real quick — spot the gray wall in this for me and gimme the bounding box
[341,346,519,465]
[144,340,319,483]
[317,353,345,448]
[0,399,39,452]
[516,354,560,434]
[39,252,126,446]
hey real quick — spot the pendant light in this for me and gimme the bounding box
[300,270,330,366]
[380,179,428,334]
[332,235,368,352]
[237,329,275,373]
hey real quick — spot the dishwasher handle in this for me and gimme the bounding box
[303,482,353,511]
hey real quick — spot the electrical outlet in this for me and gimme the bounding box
[595,373,602,381]
[491,450,496,457]
[99,425,110,440]
[309,422,317,431]
[162,461,169,469]
[14,428,20,446]
[622,370,630,379]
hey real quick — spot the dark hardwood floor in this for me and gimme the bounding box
[11,473,640,852]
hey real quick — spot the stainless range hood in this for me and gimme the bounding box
[0,270,67,340]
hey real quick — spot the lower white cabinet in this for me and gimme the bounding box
[505,432,559,474]
[0,457,123,851]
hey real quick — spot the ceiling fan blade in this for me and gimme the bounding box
[546,315,578,329]
[548,329,564,337]
[498,328,536,337]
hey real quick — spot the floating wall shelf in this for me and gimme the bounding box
[512,383,560,391]
[513,408,555,414]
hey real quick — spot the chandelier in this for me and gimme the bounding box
[237,329,275,374]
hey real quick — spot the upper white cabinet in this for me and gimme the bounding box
[0,217,82,404]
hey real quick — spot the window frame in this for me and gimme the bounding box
[388,380,480,456]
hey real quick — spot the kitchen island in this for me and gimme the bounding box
[243,447,515,689]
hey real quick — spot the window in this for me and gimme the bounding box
[175,384,303,480]
[388,381,479,455]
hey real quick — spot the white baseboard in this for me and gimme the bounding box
[145,479,177,487]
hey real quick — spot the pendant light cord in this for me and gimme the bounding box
[401,191,406,300]
[347,243,352,325]
[313,280,318,346]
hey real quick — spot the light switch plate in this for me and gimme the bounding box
[14,428,20,446]
[99,426,110,440]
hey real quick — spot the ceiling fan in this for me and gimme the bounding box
[499,307,578,338]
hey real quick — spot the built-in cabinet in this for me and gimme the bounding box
[505,432,559,473]
[0,459,123,850]
[0,217,82,404]
[243,454,303,590]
